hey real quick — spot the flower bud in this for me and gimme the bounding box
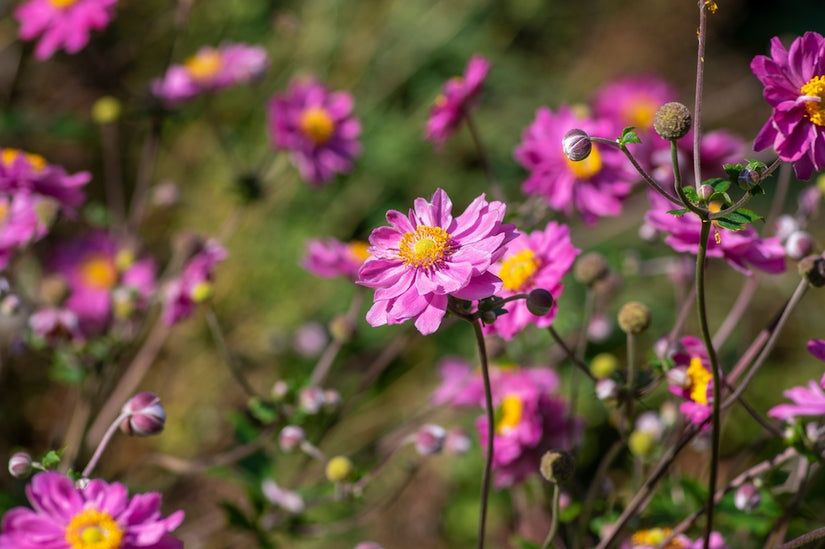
[574,252,609,285]
[738,169,760,189]
[91,96,122,124]
[415,424,447,456]
[444,427,471,455]
[595,378,619,400]
[635,411,664,440]
[1,294,21,316]
[562,129,592,162]
[325,456,354,483]
[653,102,692,141]
[262,479,305,513]
[698,184,715,202]
[120,392,166,437]
[299,386,325,414]
[587,314,612,343]
[628,430,655,457]
[617,301,651,335]
[539,450,575,484]
[270,380,290,401]
[8,452,32,478]
[279,426,306,452]
[785,231,815,260]
[480,309,497,324]
[774,215,800,242]
[526,289,554,316]
[734,482,761,512]
[798,255,825,287]
[590,353,618,380]
[293,322,328,358]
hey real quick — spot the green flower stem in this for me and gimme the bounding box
[470,318,494,549]
[670,141,706,217]
[576,439,623,544]
[710,158,784,221]
[463,109,505,203]
[589,137,680,205]
[693,0,710,190]
[540,483,561,549]
[82,411,130,478]
[625,332,636,430]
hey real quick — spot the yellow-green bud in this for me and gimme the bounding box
[189,281,214,303]
[617,301,651,335]
[539,450,575,484]
[628,430,655,457]
[591,353,618,379]
[91,96,122,124]
[325,456,353,483]
[653,102,692,141]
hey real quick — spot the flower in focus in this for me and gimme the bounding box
[162,239,227,325]
[484,221,579,340]
[515,105,637,224]
[358,188,517,335]
[152,43,268,106]
[267,78,362,187]
[302,237,370,281]
[13,0,117,61]
[120,391,166,437]
[0,471,184,548]
[751,32,825,180]
[667,336,714,427]
[645,191,786,276]
[425,54,490,147]
[0,148,90,213]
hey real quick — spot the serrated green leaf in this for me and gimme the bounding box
[682,186,699,203]
[745,159,768,172]
[618,126,641,145]
[715,218,747,231]
[708,191,731,205]
[667,208,689,217]
[748,184,765,195]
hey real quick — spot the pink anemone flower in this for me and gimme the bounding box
[425,54,490,147]
[302,237,370,281]
[0,148,90,213]
[162,239,227,326]
[667,336,715,428]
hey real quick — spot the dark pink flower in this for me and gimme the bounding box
[751,32,825,180]
[0,192,47,270]
[162,239,227,325]
[267,78,362,187]
[14,0,117,60]
[28,307,81,344]
[808,339,825,363]
[152,43,268,106]
[0,148,90,212]
[667,336,714,427]
[358,188,517,335]
[425,54,490,147]
[768,378,825,422]
[515,105,637,224]
[302,238,370,281]
[0,471,183,548]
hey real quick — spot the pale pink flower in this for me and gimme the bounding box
[302,238,370,281]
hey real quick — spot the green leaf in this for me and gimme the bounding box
[50,351,85,385]
[559,501,582,523]
[40,449,64,469]
[667,208,689,217]
[220,500,257,531]
[681,186,699,204]
[618,126,640,145]
[703,177,729,193]
[511,537,540,549]
[247,397,279,425]
[723,163,744,183]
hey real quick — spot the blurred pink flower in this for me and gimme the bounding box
[645,190,786,276]
[650,129,746,187]
[425,54,490,147]
[484,221,579,340]
[358,188,517,335]
[267,78,362,187]
[152,43,268,106]
[0,471,184,548]
[0,192,47,270]
[751,32,825,180]
[620,528,728,549]
[0,148,90,212]
[28,306,81,344]
[667,336,714,427]
[431,356,484,407]
[515,105,637,224]
[768,378,825,422]
[302,238,370,281]
[14,0,117,60]
[162,239,227,325]
[808,339,825,363]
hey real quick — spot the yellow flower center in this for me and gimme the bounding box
[1,149,47,172]
[801,75,825,126]
[626,99,658,130]
[397,225,453,269]
[48,0,79,8]
[687,356,712,405]
[299,107,335,145]
[563,143,603,179]
[0,199,8,223]
[80,255,118,290]
[499,249,540,291]
[65,508,124,549]
[496,394,523,434]
[184,49,223,81]
[348,241,371,265]
[707,201,723,244]
[630,528,685,548]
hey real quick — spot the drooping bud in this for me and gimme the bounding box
[8,452,33,478]
[278,426,306,452]
[785,231,815,260]
[526,289,554,316]
[574,252,609,285]
[628,430,655,457]
[798,255,825,287]
[734,482,761,512]
[415,424,447,456]
[617,301,651,335]
[653,102,692,141]
[120,392,166,437]
[562,129,592,162]
[590,353,618,380]
[325,456,354,483]
[539,450,575,484]
[738,169,760,190]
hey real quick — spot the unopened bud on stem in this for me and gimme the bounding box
[562,129,592,162]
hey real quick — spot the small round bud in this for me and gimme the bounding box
[539,450,575,484]
[587,314,613,343]
[480,309,497,324]
[628,430,655,457]
[323,389,341,410]
[91,96,122,124]
[798,255,825,287]
[635,411,664,440]
[325,456,354,483]
[262,479,305,513]
[617,301,651,335]
[152,181,180,207]
[415,424,447,456]
[271,380,290,401]
[574,252,609,285]
[121,392,166,437]
[526,289,554,316]
[653,102,692,141]
[562,129,592,162]
[293,322,328,358]
[738,169,760,189]
[444,427,471,455]
[595,378,619,400]
[9,452,33,478]
[590,353,618,380]
[1,294,21,316]
[785,231,815,260]
[698,184,715,202]
[279,426,306,452]
[734,483,761,512]
[299,386,325,414]
[774,215,799,242]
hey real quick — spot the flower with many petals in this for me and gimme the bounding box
[667,336,716,427]
[302,237,370,281]
[0,471,183,548]
[358,188,517,335]
[152,43,268,106]
[751,32,825,180]
[425,54,490,147]
[0,192,47,270]
[267,78,362,187]
[162,239,227,326]
[0,148,90,214]
[14,0,117,61]
[484,221,579,340]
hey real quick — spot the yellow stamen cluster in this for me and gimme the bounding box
[348,241,371,265]
[64,508,124,549]
[564,143,603,179]
[626,99,658,130]
[630,528,685,548]
[80,256,118,290]
[1,149,47,172]
[496,394,523,434]
[184,50,223,81]
[48,0,79,8]
[499,249,540,291]
[299,107,335,145]
[687,356,712,405]
[397,225,453,269]
[801,75,825,127]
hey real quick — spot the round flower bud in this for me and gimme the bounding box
[270,380,290,401]
[653,102,692,141]
[590,353,618,380]
[444,427,471,455]
[323,389,342,411]
[738,169,760,189]
[299,386,325,414]
[539,450,575,484]
[415,424,447,456]
[262,479,305,514]
[120,392,166,437]
[595,378,619,400]
[1,294,21,316]
[587,314,613,343]
[785,231,815,260]
[774,215,799,242]
[698,184,715,202]
[574,252,609,285]
[526,289,554,316]
[562,129,592,162]
[279,425,306,452]
[325,456,354,483]
[91,96,122,124]
[734,483,761,512]
[8,452,33,478]
[617,301,651,335]
[628,430,655,457]
[798,255,825,287]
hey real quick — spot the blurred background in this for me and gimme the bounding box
[1,0,825,547]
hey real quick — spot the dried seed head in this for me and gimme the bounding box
[653,102,692,141]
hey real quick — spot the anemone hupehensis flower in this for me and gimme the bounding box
[302,237,370,281]
[358,188,517,335]
[425,54,490,148]
[751,32,825,180]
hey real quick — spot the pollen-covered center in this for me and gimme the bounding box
[630,528,685,548]
[499,249,540,291]
[687,356,712,405]
[625,98,658,130]
[185,50,223,81]
[398,225,453,269]
[1,148,47,172]
[496,394,523,434]
[348,241,371,265]
[80,255,118,290]
[64,508,124,549]
[299,106,335,145]
[801,75,825,126]
[0,198,9,224]
[564,143,603,179]
[48,0,79,8]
